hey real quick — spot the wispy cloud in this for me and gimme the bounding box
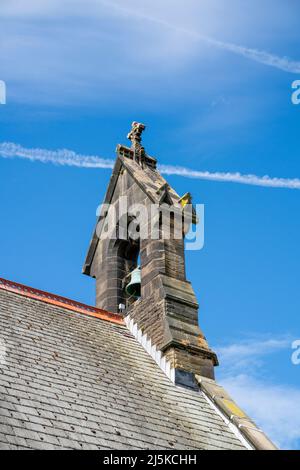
[101,0,300,74]
[200,36,300,74]
[216,335,291,375]
[215,334,300,449]
[160,165,300,190]
[0,142,114,169]
[2,1,299,108]
[1,142,300,191]
[221,374,300,450]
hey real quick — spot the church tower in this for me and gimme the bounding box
[83,122,218,385]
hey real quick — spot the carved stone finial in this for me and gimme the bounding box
[127,121,146,165]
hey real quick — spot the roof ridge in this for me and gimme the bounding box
[0,277,124,325]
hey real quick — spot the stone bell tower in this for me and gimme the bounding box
[83,122,218,382]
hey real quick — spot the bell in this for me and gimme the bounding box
[125,267,141,298]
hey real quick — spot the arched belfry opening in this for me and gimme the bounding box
[95,225,141,313]
[83,122,218,382]
[118,234,141,309]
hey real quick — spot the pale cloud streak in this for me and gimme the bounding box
[221,374,300,450]
[0,142,114,169]
[215,335,300,449]
[159,165,300,190]
[100,0,300,74]
[1,1,299,108]
[216,336,291,374]
[202,36,300,74]
[1,142,300,191]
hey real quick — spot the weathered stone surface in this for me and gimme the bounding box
[195,375,277,450]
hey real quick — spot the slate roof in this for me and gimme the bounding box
[0,280,251,450]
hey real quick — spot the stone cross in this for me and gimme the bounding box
[127,121,146,165]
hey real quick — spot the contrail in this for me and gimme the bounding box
[159,164,300,190]
[99,0,300,74]
[0,142,114,169]
[1,142,300,190]
[200,37,300,74]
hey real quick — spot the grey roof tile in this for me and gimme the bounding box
[0,288,247,450]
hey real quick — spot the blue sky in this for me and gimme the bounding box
[1,0,300,449]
